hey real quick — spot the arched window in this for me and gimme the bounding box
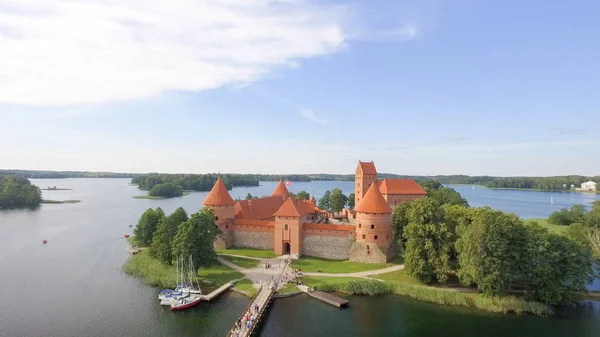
[285,224,288,230]
[358,223,362,228]
[371,224,375,229]
[362,234,366,239]
[374,235,378,240]
[215,216,219,220]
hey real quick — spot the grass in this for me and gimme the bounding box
[314,279,396,296]
[370,269,420,285]
[122,250,256,297]
[277,283,300,295]
[524,218,568,234]
[216,248,277,258]
[41,199,81,204]
[127,236,143,247]
[291,256,399,274]
[219,255,260,269]
[302,276,361,288]
[132,192,190,199]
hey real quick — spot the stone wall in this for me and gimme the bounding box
[302,234,353,260]
[232,230,274,250]
[349,241,398,264]
[213,230,233,250]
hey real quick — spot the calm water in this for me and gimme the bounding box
[0,179,599,337]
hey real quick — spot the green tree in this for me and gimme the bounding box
[347,192,355,209]
[0,175,42,209]
[329,188,347,212]
[171,207,222,269]
[391,201,412,246]
[148,183,183,198]
[318,190,331,211]
[150,207,189,264]
[455,209,526,296]
[418,180,468,207]
[295,191,310,200]
[548,204,588,226]
[133,208,165,246]
[403,198,453,284]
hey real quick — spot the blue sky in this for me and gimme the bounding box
[0,0,599,176]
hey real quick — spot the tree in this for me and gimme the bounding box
[0,175,42,209]
[133,208,165,246]
[418,180,468,207]
[148,183,183,198]
[295,191,310,200]
[171,207,222,269]
[318,190,331,211]
[347,193,355,209]
[403,198,453,284]
[329,188,347,212]
[391,202,412,246]
[150,207,189,264]
[548,204,588,226]
[455,209,526,296]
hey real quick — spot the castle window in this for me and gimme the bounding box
[358,183,360,187]
[358,223,362,228]
[371,224,375,229]
[362,234,366,239]
[215,216,219,220]
[285,224,288,230]
[225,225,228,229]
[374,235,378,240]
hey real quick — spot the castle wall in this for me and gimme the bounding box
[383,194,424,209]
[232,228,274,250]
[302,233,354,260]
[349,240,398,264]
[355,212,393,248]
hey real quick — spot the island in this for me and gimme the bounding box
[133,183,189,199]
[0,175,42,209]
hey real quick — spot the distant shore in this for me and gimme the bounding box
[41,200,81,204]
[132,192,190,200]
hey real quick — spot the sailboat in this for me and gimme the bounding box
[170,256,203,311]
[551,196,554,205]
[159,257,190,305]
[472,185,475,190]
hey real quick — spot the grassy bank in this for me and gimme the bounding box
[524,218,567,234]
[215,248,276,258]
[219,255,259,269]
[291,255,401,274]
[123,250,256,297]
[277,283,300,295]
[41,199,81,204]
[305,270,551,316]
[132,192,190,199]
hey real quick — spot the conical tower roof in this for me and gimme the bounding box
[273,196,304,217]
[203,178,235,206]
[310,195,317,205]
[355,182,392,213]
[272,179,290,197]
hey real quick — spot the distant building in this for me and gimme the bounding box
[581,181,597,191]
[203,160,426,263]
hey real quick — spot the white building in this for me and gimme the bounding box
[581,181,597,191]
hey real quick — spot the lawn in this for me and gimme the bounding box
[220,255,260,269]
[291,256,400,274]
[524,218,568,234]
[370,269,420,285]
[277,283,300,294]
[197,263,244,285]
[234,278,257,298]
[216,248,276,258]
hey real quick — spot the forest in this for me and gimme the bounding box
[0,175,42,209]
[0,169,135,179]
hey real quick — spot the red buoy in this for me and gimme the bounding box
[123,234,130,239]
[42,240,47,244]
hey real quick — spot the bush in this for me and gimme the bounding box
[313,279,395,296]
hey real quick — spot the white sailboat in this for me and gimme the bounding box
[551,196,554,205]
[472,185,475,190]
[158,257,189,302]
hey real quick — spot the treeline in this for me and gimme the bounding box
[133,207,220,269]
[546,202,600,259]
[393,184,596,306]
[0,175,42,209]
[131,174,259,191]
[0,169,135,179]
[149,184,184,198]
[484,176,600,191]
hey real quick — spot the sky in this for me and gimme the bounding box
[0,0,599,176]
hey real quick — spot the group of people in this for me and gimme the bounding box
[231,304,261,337]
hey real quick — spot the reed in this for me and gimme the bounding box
[314,279,395,296]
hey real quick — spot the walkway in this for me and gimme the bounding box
[302,264,404,278]
[217,256,294,289]
[227,284,275,337]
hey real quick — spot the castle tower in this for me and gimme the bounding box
[355,161,378,208]
[350,182,396,263]
[310,195,317,205]
[273,197,304,257]
[203,178,235,249]
[272,179,291,199]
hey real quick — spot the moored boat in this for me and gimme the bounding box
[170,296,202,310]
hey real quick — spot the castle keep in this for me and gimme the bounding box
[203,161,426,263]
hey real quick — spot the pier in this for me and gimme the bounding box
[200,282,234,301]
[297,285,350,308]
[227,284,275,337]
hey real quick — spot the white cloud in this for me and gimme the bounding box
[0,0,346,106]
[299,108,327,123]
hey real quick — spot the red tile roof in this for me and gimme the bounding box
[234,196,285,220]
[272,180,291,197]
[203,178,235,206]
[273,197,305,217]
[379,179,427,195]
[355,182,392,213]
[298,199,319,214]
[356,161,377,175]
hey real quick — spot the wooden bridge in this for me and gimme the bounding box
[227,284,275,337]
[307,290,349,308]
[199,282,234,302]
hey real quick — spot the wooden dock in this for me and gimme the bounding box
[307,290,349,308]
[200,282,233,301]
[227,284,275,337]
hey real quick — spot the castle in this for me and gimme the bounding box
[203,161,426,263]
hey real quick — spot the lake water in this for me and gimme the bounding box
[0,179,599,337]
